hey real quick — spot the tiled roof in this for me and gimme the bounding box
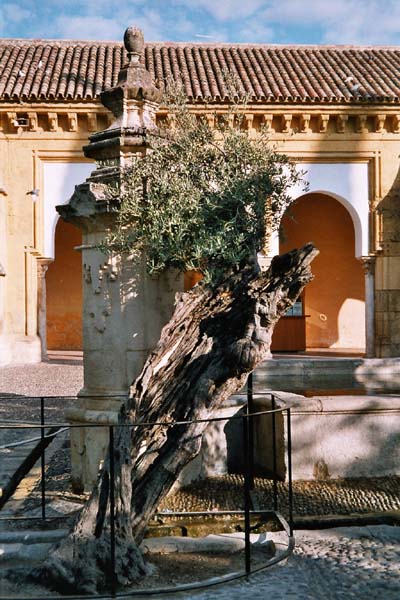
[0,39,399,104]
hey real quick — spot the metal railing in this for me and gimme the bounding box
[0,378,295,598]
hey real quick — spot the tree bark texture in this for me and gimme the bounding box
[36,244,318,594]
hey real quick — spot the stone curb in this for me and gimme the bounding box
[0,528,68,544]
[0,541,55,562]
[141,532,276,555]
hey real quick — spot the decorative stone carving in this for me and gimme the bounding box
[83,257,118,335]
[68,112,78,132]
[59,27,182,491]
[300,113,310,133]
[336,114,348,133]
[375,114,386,133]
[244,113,254,132]
[360,255,376,275]
[206,114,215,128]
[89,307,111,333]
[83,258,118,296]
[282,114,292,133]
[356,114,368,133]
[87,113,97,132]
[6,112,17,129]
[97,26,162,134]
[48,112,58,132]
[124,26,144,57]
[28,112,38,131]
[261,113,274,132]
[393,114,400,134]
[318,114,329,133]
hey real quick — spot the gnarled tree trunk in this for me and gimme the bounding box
[36,244,318,594]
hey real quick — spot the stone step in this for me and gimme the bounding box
[256,357,363,375]
[253,358,365,392]
[0,429,67,513]
[0,528,69,563]
[253,357,400,393]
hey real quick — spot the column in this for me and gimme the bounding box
[37,259,52,361]
[360,256,376,358]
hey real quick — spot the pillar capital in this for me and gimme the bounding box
[85,27,161,162]
[359,255,376,275]
[58,27,161,227]
[58,27,181,491]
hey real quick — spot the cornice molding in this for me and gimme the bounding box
[1,105,400,135]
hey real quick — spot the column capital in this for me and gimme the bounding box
[359,255,376,274]
[58,27,161,226]
[37,257,53,274]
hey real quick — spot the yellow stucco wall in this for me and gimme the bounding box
[0,106,105,361]
[1,103,400,360]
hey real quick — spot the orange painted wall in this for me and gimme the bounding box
[184,270,203,290]
[280,193,365,348]
[46,220,82,350]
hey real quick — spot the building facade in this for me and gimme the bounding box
[1,38,400,364]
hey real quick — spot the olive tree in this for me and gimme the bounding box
[35,88,317,594]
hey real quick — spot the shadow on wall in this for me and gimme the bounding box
[375,165,400,357]
[224,400,286,480]
[282,394,400,481]
[179,388,400,486]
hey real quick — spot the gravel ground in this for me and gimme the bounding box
[0,358,83,398]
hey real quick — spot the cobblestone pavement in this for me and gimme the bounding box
[160,474,400,518]
[179,526,400,600]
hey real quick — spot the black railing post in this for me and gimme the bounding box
[287,408,294,536]
[109,425,116,597]
[40,397,46,520]
[247,372,255,490]
[242,414,251,576]
[271,394,278,511]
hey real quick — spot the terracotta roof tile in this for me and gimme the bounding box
[0,39,399,104]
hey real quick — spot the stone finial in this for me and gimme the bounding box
[103,26,161,106]
[124,27,144,64]
[83,26,162,161]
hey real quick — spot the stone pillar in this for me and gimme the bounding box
[0,187,8,365]
[360,256,376,358]
[37,259,51,361]
[58,27,183,491]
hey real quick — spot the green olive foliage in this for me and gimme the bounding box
[105,84,305,283]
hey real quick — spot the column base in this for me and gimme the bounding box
[0,334,41,366]
[66,393,126,493]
